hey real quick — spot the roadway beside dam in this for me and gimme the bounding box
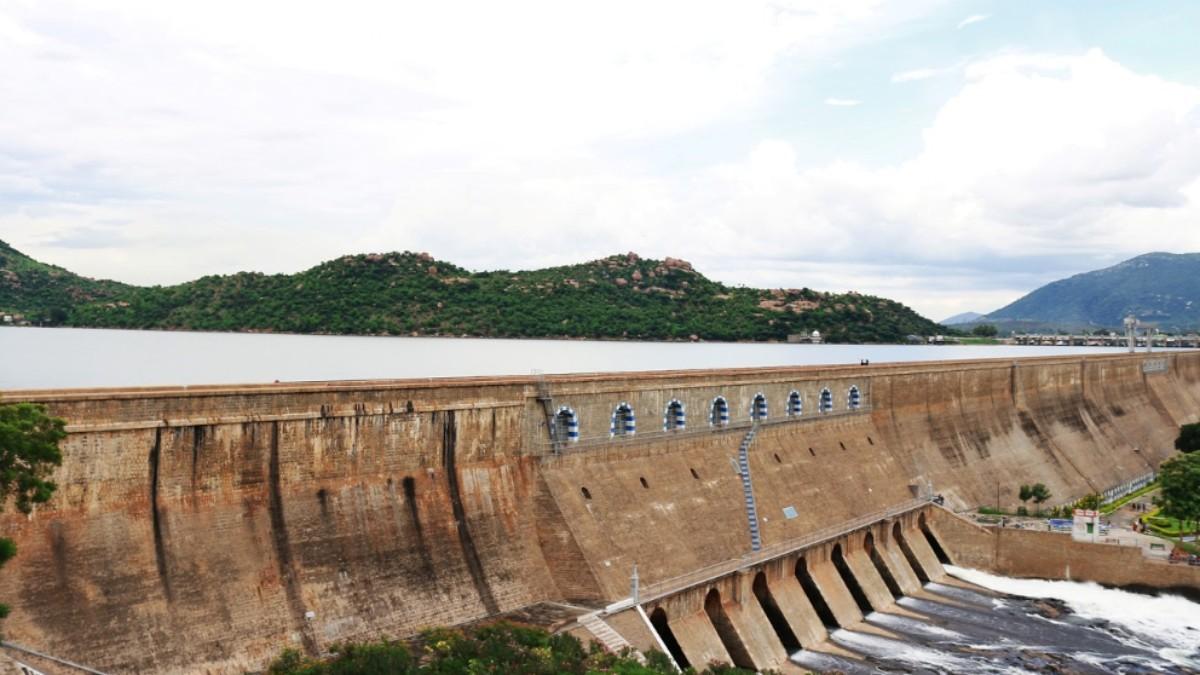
[0,351,1197,673]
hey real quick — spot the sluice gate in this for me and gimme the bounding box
[593,503,953,671]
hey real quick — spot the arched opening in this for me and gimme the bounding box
[704,588,756,670]
[752,571,801,652]
[864,532,902,599]
[639,476,649,489]
[893,522,929,584]
[848,385,863,410]
[819,388,834,414]
[919,513,952,564]
[610,402,636,437]
[750,393,768,421]
[580,486,591,500]
[710,396,730,427]
[808,447,816,457]
[795,557,838,628]
[787,390,802,416]
[664,399,686,431]
[649,607,690,670]
[831,543,873,614]
[690,467,700,480]
[554,406,579,443]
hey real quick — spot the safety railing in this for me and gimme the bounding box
[538,404,873,456]
[0,642,109,675]
[634,497,929,604]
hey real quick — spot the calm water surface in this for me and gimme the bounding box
[0,326,1145,390]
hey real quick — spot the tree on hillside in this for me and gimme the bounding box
[1018,484,1033,512]
[0,403,66,621]
[1030,483,1052,514]
[972,324,999,337]
[1158,453,1200,536]
[1176,422,1200,454]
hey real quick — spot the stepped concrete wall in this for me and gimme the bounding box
[0,351,1196,673]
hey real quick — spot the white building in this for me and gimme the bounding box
[1072,509,1101,542]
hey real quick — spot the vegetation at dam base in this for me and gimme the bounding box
[265,623,773,675]
[1153,452,1200,536]
[0,403,65,623]
[0,239,944,343]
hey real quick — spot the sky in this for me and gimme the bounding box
[4,1,1200,322]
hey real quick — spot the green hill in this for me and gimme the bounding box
[0,242,944,342]
[986,252,1200,331]
[0,239,132,323]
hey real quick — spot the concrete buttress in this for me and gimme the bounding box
[764,573,827,648]
[806,561,863,627]
[671,612,732,670]
[880,542,924,595]
[843,549,896,611]
[904,529,947,581]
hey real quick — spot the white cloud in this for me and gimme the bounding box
[372,49,1200,318]
[956,13,991,29]
[891,65,961,83]
[824,97,863,106]
[892,68,939,82]
[4,2,1200,322]
[0,0,936,281]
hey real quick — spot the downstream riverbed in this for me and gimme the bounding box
[0,326,1142,389]
[792,566,1200,674]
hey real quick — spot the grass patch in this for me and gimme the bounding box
[1100,481,1158,515]
[1143,508,1197,538]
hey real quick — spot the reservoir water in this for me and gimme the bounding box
[792,566,1200,674]
[0,326,1142,389]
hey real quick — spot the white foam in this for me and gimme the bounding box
[945,565,1200,670]
[830,628,1030,674]
[866,611,965,639]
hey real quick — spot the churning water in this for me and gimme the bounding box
[0,326,1140,389]
[791,566,1200,674]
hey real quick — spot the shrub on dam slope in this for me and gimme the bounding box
[266,622,769,675]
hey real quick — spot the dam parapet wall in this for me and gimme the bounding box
[0,351,1197,673]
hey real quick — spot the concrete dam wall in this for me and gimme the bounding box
[0,352,1196,673]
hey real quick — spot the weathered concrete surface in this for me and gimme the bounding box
[805,559,863,627]
[843,549,895,612]
[765,574,826,649]
[880,539,924,596]
[904,528,947,581]
[670,612,731,670]
[723,595,788,670]
[0,352,1196,672]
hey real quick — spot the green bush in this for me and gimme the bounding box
[266,622,768,675]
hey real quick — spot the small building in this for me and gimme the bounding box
[1,314,11,324]
[1072,509,1101,542]
[786,330,822,344]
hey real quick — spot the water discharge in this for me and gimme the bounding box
[947,565,1200,672]
[790,567,1200,674]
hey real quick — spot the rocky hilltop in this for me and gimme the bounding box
[0,242,942,342]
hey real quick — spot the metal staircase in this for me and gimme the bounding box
[738,426,762,552]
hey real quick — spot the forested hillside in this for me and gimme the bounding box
[0,242,944,342]
[986,252,1200,331]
